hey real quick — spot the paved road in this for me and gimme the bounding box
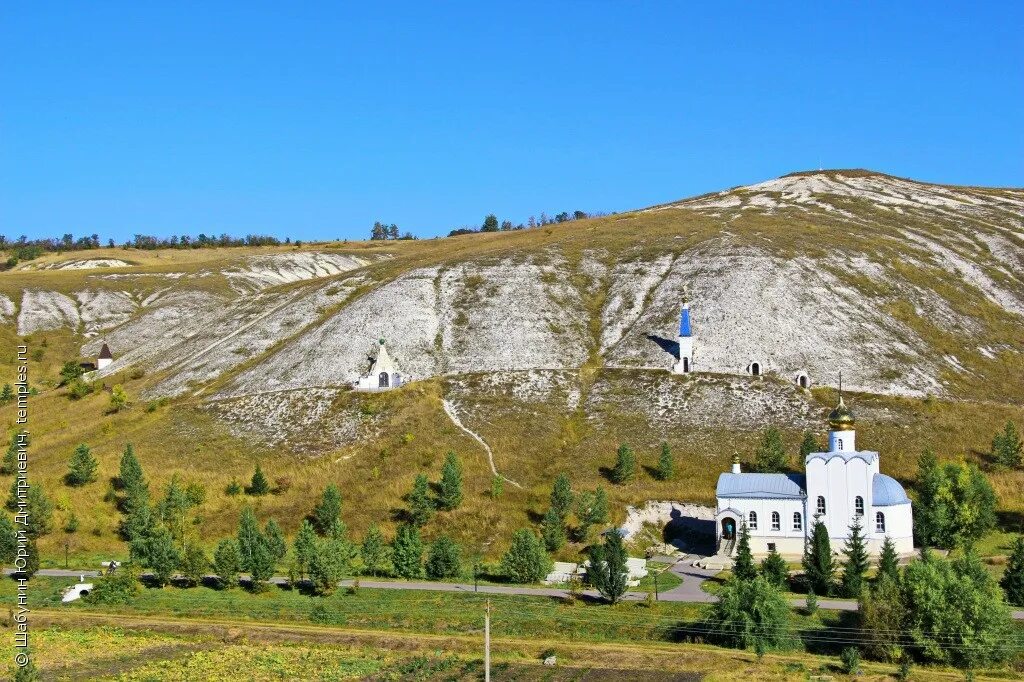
[13,566,1024,619]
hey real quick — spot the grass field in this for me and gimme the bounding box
[4,576,1023,680]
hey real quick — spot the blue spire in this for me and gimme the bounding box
[679,304,692,337]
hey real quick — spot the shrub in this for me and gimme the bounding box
[840,647,861,674]
[500,529,551,584]
[425,536,462,579]
[87,566,141,605]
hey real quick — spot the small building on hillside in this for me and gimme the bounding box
[672,304,694,374]
[96,343,113,370]
[354,339,406,391]
[713,394,913,559]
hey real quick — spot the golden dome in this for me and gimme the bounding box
[828,396,855,429]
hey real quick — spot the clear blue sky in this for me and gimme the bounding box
[2,2,1022,242]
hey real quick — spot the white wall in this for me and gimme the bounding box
[805,454,877,541]
[718,496,807,556]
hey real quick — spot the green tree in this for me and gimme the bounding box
[1,436,20,475]
[913,449,946,547]
[901,552,1014,669]
[236,507,264,572]
[754,427,788,472]
[437,451,463,510]
[550,473,573,518]
[157,476,192,546]
[656,441,674,481]
[707,576,790,651]
[733,522,757,581]
[0,383,13,404]
[180,543,210,587]
[840,515,870,598]
[611,443,636,484]
[263,519,287,563]
[425,535,462,579]
[66,443,98,486]
[490,475,503,499]
[992,421,1023,469]
[875,535,900,586]
[308,538,343,595]
[391,523,424,579]
[918,460,998,549]
[361,524,388,577]
[500,529,551,584]
[212,538,241,588]
[1000,535,1024,606]
[13,656,40,682]
[248,464,270,496]
[574,487,609,541]
[24,485,54,538]
[798,431,821,460]
[407,474,434,526]
[140,526,181,587]
[759,548,788,588]
[312,484,342,535]
[803,517,835,596]
[481,214,499,232]
[587,530,629,604]
[225,479,242,496]
[120,487,153,543]
[118,443,145,492]
[541,506,566,552]
[860,573,905,662]
[109,384,129,412]
[59,360,84,385]
[18,538,40,578]
[292,519,318,579]
[0,513,17,565]
[247,538,275,590]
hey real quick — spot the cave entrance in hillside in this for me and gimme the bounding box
[378,372,389,388]
[798,374,809,388]
[682,357,690,373]
[750,362,761,376]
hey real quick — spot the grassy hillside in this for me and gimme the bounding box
[1,170,1022,566]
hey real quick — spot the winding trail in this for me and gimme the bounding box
[441,399,522,488]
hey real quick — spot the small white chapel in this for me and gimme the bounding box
[354,339,406,391]
[714,394,913,558]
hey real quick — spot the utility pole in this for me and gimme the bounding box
[654,568,659,601]
[484,598,491,682]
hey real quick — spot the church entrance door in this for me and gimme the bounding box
[378,372,389,388]
[721,518,735,540]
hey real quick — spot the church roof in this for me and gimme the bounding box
[98,343,112,360]
[716,473,806,499]
[679,305,692,337]
[369,340,397,375]
[805,450,878,465]
[872,473,911,506]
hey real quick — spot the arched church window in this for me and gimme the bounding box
[855,496,864,516]
[748,511,757,530]
[771,512,780,531]
[793,512,802,531]
[816,496,826,515]
[875,512,886,533]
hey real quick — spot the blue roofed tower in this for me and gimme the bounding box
[672,303,694,374]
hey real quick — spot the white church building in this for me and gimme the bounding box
[354,339,406,391]
[714,396,913,558]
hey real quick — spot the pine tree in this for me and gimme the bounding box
[588,530,629,604]
[425,535,462,579]
[803,518,835,596]
[799,431,821,460]
[391,523,424,579]
[120,487,153,543]
[1000,536,1024,606]
[109,384,129,412]
[541,506,566,552]
[158,476,192,546]
[263,519,287,563]
[733,522,757,581]
[66,443,98,486]
[0,384,12,404]
[361,524,387,577]
[840,515,870,598]
[437,451,463,510]
[500,529,552,584]
[550,473,573,519]
[236,507,264,572]
[760,548,789,588]
[1,437,19,476]
[18,538,39,578]
[292,519,318,579]
[118,443,145,492]
[913,448,946,547]
[407,474,434,526]
[875,535,900,586]
[611,443,636,484]
[248,464,270,496]
[312,484,342,534]
[247,537,274,590]
[657,441,674,481]
[754,427,788,472]
[993,421,1023,469]
[213,538,242,588]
